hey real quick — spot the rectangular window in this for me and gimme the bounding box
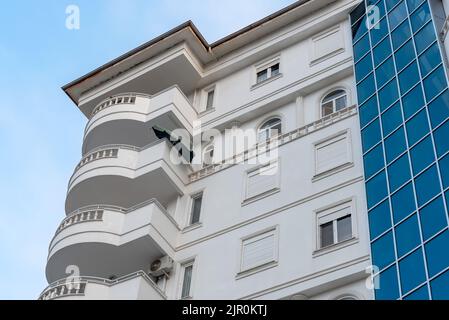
[317,201,355,250]
[180,261,194,299]
[314,131,352,177]
[244,161,279,202]
[206,89,215,110]
[190,194,203,225]
[255,59,280,85]
[241,227,278,273]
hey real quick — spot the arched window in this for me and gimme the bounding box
[321,90,348,117]
[336,295,358,300]
[258,118,282,142]
[203,144,214,166]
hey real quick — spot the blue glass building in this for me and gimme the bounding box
[351,0,449,299]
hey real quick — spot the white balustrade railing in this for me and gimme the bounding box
[91,94,139,118]
[55,209,103,235]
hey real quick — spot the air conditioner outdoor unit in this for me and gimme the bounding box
[149,256,174,277]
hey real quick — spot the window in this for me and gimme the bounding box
[368,200,391,240]
[321,90,348,117]
[203,144,214,166]
[399,248,426,294]
[258,118,282,142]
[240,227,278,273]
[256,63,280,84]
[395,214,421,257]
[244,161,279,202]
[317,201,354,250]
[206,89,215,110]
[189,194,203,225]
[180,261,194,299]
[314,131,352,177]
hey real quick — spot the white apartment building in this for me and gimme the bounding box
[40,0,374,300]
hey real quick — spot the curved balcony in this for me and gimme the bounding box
[65,140,191,214]
[82,86,197,155]
[46,199,179,284]
[39,271,166,300]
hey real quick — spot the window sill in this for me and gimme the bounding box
[251,73,283,91]
[198,107,215,117]
[312,162,354,183]
[241,187,280,207]
[312,237,358,258]
[235,260,278,280]
[182,222,203,233]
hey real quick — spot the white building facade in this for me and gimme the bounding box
[41,0,378,300]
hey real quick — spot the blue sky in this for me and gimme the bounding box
[0,0,295,299]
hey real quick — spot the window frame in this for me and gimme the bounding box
[320,89,349,117]
[252,56,282,88]
[189,192,203,226]
[242,160,281,205]
[257,117,282,142]
[179,259,195,299]
[199,84,217,114]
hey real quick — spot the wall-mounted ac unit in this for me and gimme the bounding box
[149,256,174,277]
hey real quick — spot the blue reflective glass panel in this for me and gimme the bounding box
[352,16,369,42]
[440,153,449,189]
[402,84,425,120]
[385,127,406,163]
[431,270,449,299]
[399,248,427,294]
[399,61,420,94]
[357,73,376,104]
[395,40,415,72]
[376,57,395,88]
[374,265,400,300]
[366,170,388,208]
[395,214,421,257]
[404,285,429,300]
[391,19,411,50]
[416,165,441,206]
[371,17,389,47]
[385,0,401,11]
[372,231,395,270]
[410,136,435,175]
[419,196,448,241]
[423,66,447,102]
[434,120,449,157]
[381,102,402,136]
[425,230,449,277]
[369,200,391,240]
[354,33,371,62]
[391,182,417,223]
[356,53,373,83]
[373,36,392,67]
[410,2,431,33]
[418,42,441,77]
[388,1,407,30]
[362,118,382,152]
[364,144,385,179]
[406,109,430,146]
[360,95,379,128]
[388,153,411,192]
[415,21,436,54]
[379,79,399,111]
[406,0,425,12]
[428,90,449,128]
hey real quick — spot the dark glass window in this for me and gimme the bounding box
[406,109,430,146]
[410,136,435,175]
[373,36,392,67]
[362,118,382,153]
[395,40,416,72]
[376,57,395,88]
[375,265,400,300]
[371,17,389,47]
[385,127,406,163]
[425,230,449,277]
[439,153,449,189]
[190,194,203,225]
[388,1,407,30]
[352,16,369,42]
[399,61,420,94]
[371,231,396,270]
[364,144,385,179]
[406,0,425,12]
[356,53,373,83]
[415,21,436,54]
[395,214,421,257]
[388,153,411,192]
[366,170,388,208]
[350,2,365,25]
[320,221,334,248]
[391,19,411,50]
[399,248,427,294]
[379,79,399,111]
[359,95,379,127]
[402,84,425,119]
[357,73,376,104]
[354,33,371,62]
[431,269,449,299]
[419,196,447,241]
[428,90,449,128]
[423,66,447,102]
[434,120,449,157]
[418,42,440,77]
[391,182,417,223]
[415,165,440,206]
[410,2,431,33]
[404,285,429,300]
[382,102,402,136]
[369,200,391,240]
